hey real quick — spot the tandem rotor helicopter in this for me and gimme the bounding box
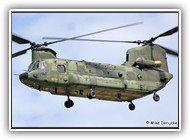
[12,22,178,111]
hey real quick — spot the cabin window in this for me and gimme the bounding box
[77,65,86,74]
[57,65,66,73]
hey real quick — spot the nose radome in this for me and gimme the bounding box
[19,72,28,80]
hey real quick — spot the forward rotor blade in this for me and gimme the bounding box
[43,21,143,45]
[12,34,33,44]
[43,37,131,43]
[12,47,31,58]
[153,26,178,41]
[12,22,143,58]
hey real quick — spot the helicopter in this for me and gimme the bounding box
[12,22,178,111]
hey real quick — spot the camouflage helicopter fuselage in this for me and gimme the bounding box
[19,44,173,103]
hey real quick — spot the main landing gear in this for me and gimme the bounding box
[128,101,135,111]
[64,96,74,108]
[128,92,160,111]
[64,88,96,108]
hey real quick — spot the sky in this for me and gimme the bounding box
[10,10,179,129]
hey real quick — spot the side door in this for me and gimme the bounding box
[56,62,68,84]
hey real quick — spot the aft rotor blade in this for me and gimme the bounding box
[43,21,143,45]
[153,26,178,41]
[44,37,178,56]
[12,34,33,45]
[12,47,31,58]
[162,46,178,56]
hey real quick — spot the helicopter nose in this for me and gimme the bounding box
[19,72,28,80]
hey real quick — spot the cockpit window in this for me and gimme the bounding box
[28,61,46,71]
[33,62,39,70]
[57,65,66,73]
[41,62,46,70]
[28,63,33,71]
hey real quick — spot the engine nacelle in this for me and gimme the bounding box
[135,57,161,68]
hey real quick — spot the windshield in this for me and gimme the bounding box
[28,61,46,71]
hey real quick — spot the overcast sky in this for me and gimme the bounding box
[10,10,179,129]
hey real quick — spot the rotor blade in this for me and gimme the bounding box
[43,21,143,46]
[12,22,143,58]
[12,34,33,44]
[161,46,178,56]
[153,26,178,41]
[43,37,143,45]
[43,37,133,43]
[165,49,178,56]
[12,47,31,58]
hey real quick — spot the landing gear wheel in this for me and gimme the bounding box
[64,99,74,108]
[153,93,160,102]
[129,102,135,111]
[87,89,96,99]
[65,96,74,108]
